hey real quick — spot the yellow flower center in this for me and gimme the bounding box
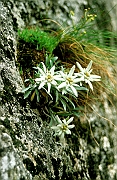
[46,73,53,82]
[66,77,73,84]
[85,71,90,77]
[61,124,68,131]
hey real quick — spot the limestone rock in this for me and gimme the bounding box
[0,1,117,180]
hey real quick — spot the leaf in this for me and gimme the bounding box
[35,89,40,102]
[32,83,38,90]
[60,98,67,111]
[24,90,32,99]
[22,86,31,93]
[50,56,58,67]
[31,91,35,101]
[52,56,58,61]
[49,112,58,127]
[73,112,81,117]
[57,111,72,117]
[76,86,88,91]
[55,90,59,103]
[29,78,35,84]
[62,95,76,109]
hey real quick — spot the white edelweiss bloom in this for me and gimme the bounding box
[76,60,101,91]
[58,65,82,97]
[35,62,62,94]
[51,115,75,140]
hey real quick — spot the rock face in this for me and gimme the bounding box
[0,0,117,180]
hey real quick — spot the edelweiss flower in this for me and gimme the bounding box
[35,62,62,94]
[76,60,101,90]
[58,65,82,97]
[51,115,75,140]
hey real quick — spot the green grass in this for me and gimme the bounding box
[18,27,59,53]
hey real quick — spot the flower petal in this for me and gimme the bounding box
[90,75,101,81]
[58,82,67,89]
[54,75,64,81]
[86,60,92,71]
[61,88,67,95]
[50,65,55,75]
[70,85,78,97]
[68,124,75,129]
[68,65,75,76]
[65,129,71,134]
[59,71,66,78]
[74,77,83,83]
[76,62,84,71]
[51,126,59,131]
[35,77,43,83]
[87,80,93,90]
[67,117,74,124]
[58,131,63,137]
[37,67,45,76]
[60,132,65,140]
[62,119,67,125]
[38,81,45,89]
[56,115,62,124]
[41,62,47,73]
[51,79,57,86]
[47,83,51,93]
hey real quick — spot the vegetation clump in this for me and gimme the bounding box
[17,9,117,143]
[18,27,59,53]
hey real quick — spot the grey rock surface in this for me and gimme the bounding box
[0,0,117,180]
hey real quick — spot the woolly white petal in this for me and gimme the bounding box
[54,75,64,81]
[37,67,46,76]
[86,60,92,71]
[47,83,51,93]
[90,75,101,81]
[50,65,55,75]
[59,71,66,78]
[38,81,45,89]
[74,77,83,83]
[67,117,74,124]
[70,85,78,97]
[35,77,44,83]
[58,130,63,136]
[51,126,60,131]
[76,61,84,71]
[62,119,67,124]
[56,115,62,124]
[87,80,93,90]
[68,124,75,129]
[61,88,67,95]
[68,65,75,76]
[60,132,65,140]
[58,82,67,89]
[41,62,47,73]
[65,129,71,134]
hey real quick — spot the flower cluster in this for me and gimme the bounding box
[34,60,101,97]
[22,58,101,142]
